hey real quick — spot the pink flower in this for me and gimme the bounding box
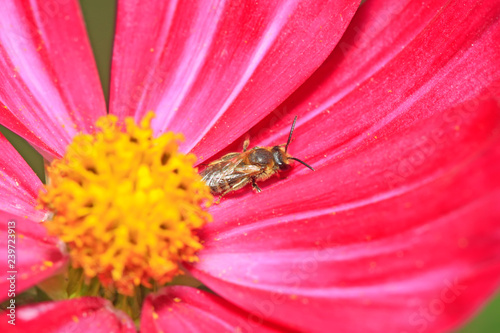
[1,0,500,332]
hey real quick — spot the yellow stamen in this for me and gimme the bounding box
[39,112,212,296]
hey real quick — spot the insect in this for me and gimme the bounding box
[200,116,314,202]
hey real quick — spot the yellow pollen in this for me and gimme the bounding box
[39,112,212,296]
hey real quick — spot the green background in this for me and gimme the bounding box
[1,1,498,331]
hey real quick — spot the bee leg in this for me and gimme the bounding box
[251,179,262,193]
[216,178,251,204]
[215,187,235,204]
[215,192,228,204]
[243,138,250,152]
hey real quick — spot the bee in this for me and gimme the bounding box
[200,116,314,202]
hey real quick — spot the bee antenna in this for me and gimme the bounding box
[285,116,298,153]
[289,157,315,171]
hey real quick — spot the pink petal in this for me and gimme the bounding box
[0,297,136,333]
[141,286,282,332]
[0,212,67,303]
[0,133,67,302]
[222,0,500,157]
[109,0,360,155]
[0,0,107,159]
[0,133,45,221]
[187,0,500,332]
[191,100,500,332]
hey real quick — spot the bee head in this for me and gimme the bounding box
[274,116,315,172]
[272,146,291,171]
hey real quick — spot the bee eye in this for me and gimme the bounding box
[272,147,290,170]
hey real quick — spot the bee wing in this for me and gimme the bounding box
[208,152,241,164]
[201,156,261,189]
[200,158,240,187]
[232,163,261,175]
[214,163,261,190]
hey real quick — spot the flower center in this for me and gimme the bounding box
[39,112,212,297]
